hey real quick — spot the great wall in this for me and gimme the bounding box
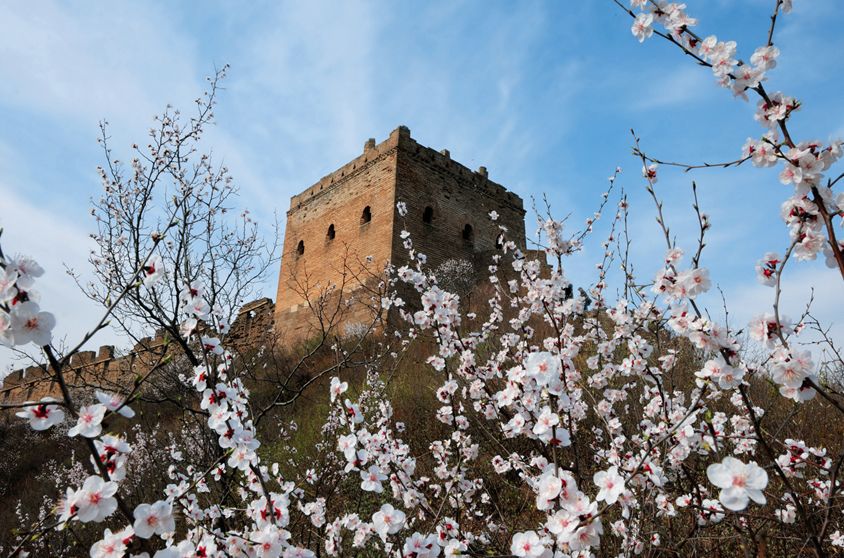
[0,298,275,406]
[3,126,537,406]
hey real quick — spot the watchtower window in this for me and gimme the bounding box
[462,224,474,243]
[423,206,434,224]
[361,206,372,224]
[327,224,336,240]
[296,240,305,256]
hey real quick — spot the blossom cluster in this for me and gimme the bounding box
[0,255,54,348]
[628,0,844,274]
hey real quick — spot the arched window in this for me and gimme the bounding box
[327,223,336,240]
[361,206,372,224]
[462,224,474,243]
[296,240,305,256]
[423,206,434,224]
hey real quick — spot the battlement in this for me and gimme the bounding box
[1,298,276,406]
[396,129,524,214]
[0,338,168,405]
[289,126,523,214]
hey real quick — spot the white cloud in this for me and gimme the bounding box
[0,0,212,374]
[0,179,125,374]
[0,1,200,134]
[721,263,843,364]
[632,66,716,110]
[1,0,840,380]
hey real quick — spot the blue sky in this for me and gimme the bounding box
[1,0,842,371]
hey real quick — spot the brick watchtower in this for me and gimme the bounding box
[274,126,527,341]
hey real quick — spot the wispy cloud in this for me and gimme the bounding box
[0,1,200,132]
[632,66,716,111]
[0,173,122,373]
[0,1,205,370]
[723,264,843,362]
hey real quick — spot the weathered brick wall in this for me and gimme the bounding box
[226,297,276,352]
[274,130,402,342]
[0,339,169,406]
[392,128,526,273]
[1,298,276,407]
[274,125,528,342]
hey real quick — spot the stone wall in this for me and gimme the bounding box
[226,297,276,352]
[0,338,169,406]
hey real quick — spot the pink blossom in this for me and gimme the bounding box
[9,301,55,346]
[141,254,165,287]
[0,268,17,304]
[68,404,107,438]
[75,475,118,523]
[329,376,348,402]
[90,526,133,558]
[15,397,65,430]
[510,530,546,557]
[133,500,175,539]
[95,390,135,418]
[707,457,768,511]
[402,532,440,557]
[7,255,44,289]
[631,13,654,42]
[593,466,625,505]
[360,465,387,493]
[372,503,406,537]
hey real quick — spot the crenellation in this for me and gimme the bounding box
[2,298,276,408]
[97,345,115,361]
[290,128,407,212]
[396,136,522,213]
[70,351,96,367]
